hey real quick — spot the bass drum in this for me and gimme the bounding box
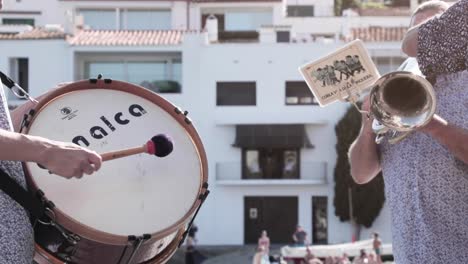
[20,79,208,264]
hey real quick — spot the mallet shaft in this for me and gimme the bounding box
[101,145,147,161]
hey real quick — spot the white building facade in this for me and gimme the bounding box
[0,0,413,246]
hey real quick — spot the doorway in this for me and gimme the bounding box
[244,196,298,244]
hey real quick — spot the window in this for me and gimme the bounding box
[8,58,28,100]
[82,55,182,93]
[79,9,116,30]
[123,10,171,30]
[216,82,256,106]
[225,11,272,31]
[79,9,171,30]
[312,196,328,244]
[285,81,318,105]
[243,149,299,179]
[277,31,290,43]
[286,5,315,17]
[373,57,406,74]
[2,18,34,26]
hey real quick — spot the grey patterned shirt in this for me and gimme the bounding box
[380,1,468,263]
[0,87,34,263]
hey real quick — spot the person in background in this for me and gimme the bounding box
[185,224,206,264]
[352,249,369,264]
[252,245,271,264]
[367,253,378,264]
[371,232,382,264]
[305,251,323,264]
[258,230,271,256]
[348,1,468,263]
[292,225,309,247]
[304,246,315,263]
[338,253,351,264]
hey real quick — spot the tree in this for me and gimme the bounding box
[333,105,385,233]
[334,0,360,16]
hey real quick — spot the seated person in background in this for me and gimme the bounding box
[292,225,308,247]
[352,250,369,264]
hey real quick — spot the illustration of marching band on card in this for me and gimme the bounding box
[298,40,380,107]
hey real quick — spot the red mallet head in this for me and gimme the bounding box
[146,134,173,157]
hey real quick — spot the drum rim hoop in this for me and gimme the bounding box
[23,79,209,245]
[34,228,185,263]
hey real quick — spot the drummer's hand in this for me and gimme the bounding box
[40,140,102,179]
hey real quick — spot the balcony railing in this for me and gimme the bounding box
[215,161,327,186]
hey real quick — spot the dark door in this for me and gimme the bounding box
[244,196,298,244]
[312,196,328,244]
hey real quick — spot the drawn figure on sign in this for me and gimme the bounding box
[311,68,327,87]
[345,55,357,75]
[325,65,340,85]
[333,60,353,80]
[353,55,366,74]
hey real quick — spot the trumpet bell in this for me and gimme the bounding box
[369,71,436,132]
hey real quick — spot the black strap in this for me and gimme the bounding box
[0,71,16,89]
[0,168,45,221]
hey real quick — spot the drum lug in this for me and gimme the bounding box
[183,110,192,125]
[89,74,111,84]
[19,109,35,133]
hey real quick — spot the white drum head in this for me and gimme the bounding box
[26,89,202,236]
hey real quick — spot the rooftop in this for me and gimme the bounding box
[0,26,66,40]
[358,7,411,16]
[346,26,408,42]
[67,29,188,46]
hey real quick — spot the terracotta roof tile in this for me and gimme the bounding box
[346,26,408,42]
[67,30,188,46]
[0,27,66,40]
[358,7,411,16]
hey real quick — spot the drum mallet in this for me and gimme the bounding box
[101,134,173,161]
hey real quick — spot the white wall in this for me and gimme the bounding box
[0,39,70,104]
[282,0,335,17]
[0,0,400,246]
[190,40,393,245]
[1,0,65,26]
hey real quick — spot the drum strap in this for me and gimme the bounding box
[178,183,210,248]
[0,168,46,223]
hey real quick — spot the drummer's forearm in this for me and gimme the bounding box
[0,129,48,163]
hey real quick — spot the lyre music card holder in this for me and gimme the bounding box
[298,39,380,107]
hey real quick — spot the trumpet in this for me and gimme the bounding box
[367,70,436,144]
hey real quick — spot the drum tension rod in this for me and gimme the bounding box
[35,189,81,260]
[119,234,152,264]
[178,182,210,248]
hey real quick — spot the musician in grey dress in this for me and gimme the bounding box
[0,2,102,259]
[349,1,468,263]
[0,87,34,263]
[0,88,103,264]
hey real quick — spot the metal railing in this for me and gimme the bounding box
[215,161,327,184]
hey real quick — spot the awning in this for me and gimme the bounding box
[233,124,313,149]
